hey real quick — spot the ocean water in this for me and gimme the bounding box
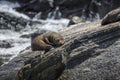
[0,0,100,65]
[0,1,70,64]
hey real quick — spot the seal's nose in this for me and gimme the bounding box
[59,40,64,45]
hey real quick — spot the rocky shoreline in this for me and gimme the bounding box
[8,0,120,20]
[0,7,120,80]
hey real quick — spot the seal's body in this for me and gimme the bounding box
[31,32,64,51]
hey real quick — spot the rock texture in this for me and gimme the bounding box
[0,19,120,80]
[58,21,120,80]
[0,8,120,80]
[0,11,45,32]
[0,12,29,31]
[102,7,120,25]
[0,40,14,48]
[14,0,120,19]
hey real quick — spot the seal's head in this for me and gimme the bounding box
[48,32,64,47]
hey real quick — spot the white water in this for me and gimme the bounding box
[0,1,20,8]
[48,6,62,19]
[0,1,70,64]
[32,19,69,31]
[0,1,30,20]
[0,0,100,64]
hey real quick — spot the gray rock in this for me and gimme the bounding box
[0,12,29,31]
[0,20,120,80]
[14,0,120,19]
[0,51,44,80]
[0,40,14,48]
[102,7,120,25]
[59,21,120,80]
[68,16,85,25]
[0,58,3,66]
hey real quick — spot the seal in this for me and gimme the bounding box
[31,32,64,51]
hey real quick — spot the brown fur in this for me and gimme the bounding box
[31,32,64,51]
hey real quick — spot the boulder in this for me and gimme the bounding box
[102,7,120,25]
[0,1,120,80]
[0,19,120,80]
[58,21,120,80]
[68,16,85,25]
[0,12,29,31]
[15,0,52,19]
[14,0,120,19]
[0,40,13,48]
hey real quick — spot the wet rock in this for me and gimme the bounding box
[68,16,85,25]
[5,0,32,4]
[0,58,3,66]
[12,1,54,19]
[18,0,31,3]
[0,54,13,65]
[0,12,29,31]
[58,21,120,80]
[16,50,66,80]
[18,1,51,12]
[55,0,92,18]
[101,7,120,25]
[0,20,120,80]
[54,0,84,6]
[0,50,66,80]
[0,51,42,80]
[96,0,120,18]
[14,0,120,20]
[0,40,13,48]
[20,34,31,38]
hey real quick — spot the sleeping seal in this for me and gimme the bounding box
[31,32,64,52]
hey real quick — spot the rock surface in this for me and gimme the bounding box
[58,21,120,80]
[0,19,120,80]
[0,12,29,31]
[102,7,120,25]
[1,7,120,80]
[0,40,14,48]
[14,0,120,20]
